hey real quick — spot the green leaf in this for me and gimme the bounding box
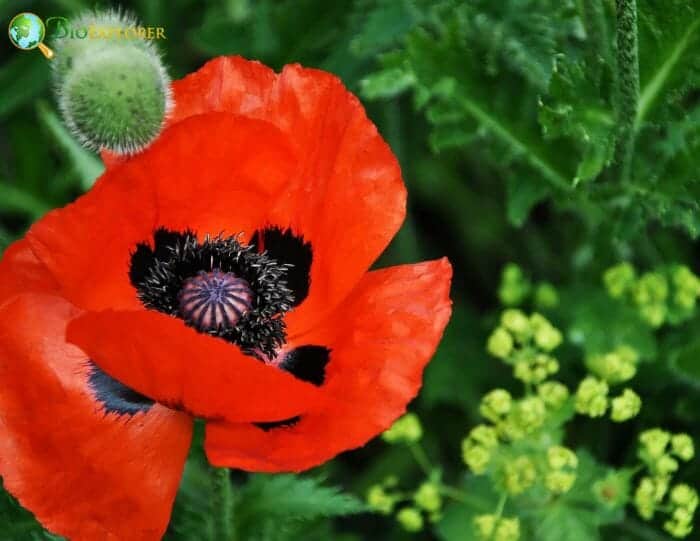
[671,339,700,386]
[234,474,365,539]
[506,174,551,226]
[36,101,104,191]
[436,476,501,541]
[534,503,600,541]
[0,55,49,119]
[636,0,700,128]
[538,57,615,184]
[0,180,50,219]
[566,287,657,359]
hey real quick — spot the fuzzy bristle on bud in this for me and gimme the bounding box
[52,10,171,155]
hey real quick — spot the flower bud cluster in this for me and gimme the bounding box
[474,514,520,541]
[487,310,562,385]
[498,263,559,310]
[604,263,700,328]
[544,446,578,494]
[367,476,444,532]
[634,429,697,538]
[382,413,423,444]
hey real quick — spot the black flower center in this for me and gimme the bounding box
[178,270,254,332]
[129,228,295,358]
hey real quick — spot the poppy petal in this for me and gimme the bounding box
[66,308,320,423]
[0,294,192,540]
[0,239,58,305]
[170,56,407,332]
[204,258,452,472]
[27,112,295,313]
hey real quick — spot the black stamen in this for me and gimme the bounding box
[252,227,313,307]
[129,229,296,357]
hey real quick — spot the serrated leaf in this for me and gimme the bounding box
[538,57,615,184]
[235,474,365,537]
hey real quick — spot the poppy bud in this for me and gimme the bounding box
[51,10,171,155]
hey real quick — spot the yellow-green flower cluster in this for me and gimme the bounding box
[670,265,700,311]
[665,484,698,538]
[635,429,697,537]
[480,389,513,423]
[368,478,444,532]
[500,456,537,495]
[585,345,639,384]
[413,481,442,515]
[366,482,398,515]
[462,424,500,474]
[537,381,570,409]
[544,446,578,494]
[604,262,636,298]
[503,397,547,440]
[487,310,563,385]
[635,476,669,520]
[513,353,558,385]
[474,514,520,541]
[574,376,609,417]
[633,272,669,327]
[610,388,642,422]
[383,413,423,444]
[498,264,531,306]
[603,263,700,328]
[639,429,694,476]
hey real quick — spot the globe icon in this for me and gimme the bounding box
[8,12,45,51]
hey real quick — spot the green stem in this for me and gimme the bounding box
[408,443,433,476]
[211,467,234,541]
[614,0,640,182]
[494,493,508,518]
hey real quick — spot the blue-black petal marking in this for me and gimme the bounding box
[279,345,330,386]
[88,361,154,415]
[252,227,312,307]
[254,415,301,432]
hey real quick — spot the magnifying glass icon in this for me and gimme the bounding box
[8,12,55,60]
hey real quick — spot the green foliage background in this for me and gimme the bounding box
[0,0,699,539]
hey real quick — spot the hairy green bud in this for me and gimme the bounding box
[52,10,171,155]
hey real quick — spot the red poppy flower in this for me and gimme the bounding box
[0,56,452,540]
